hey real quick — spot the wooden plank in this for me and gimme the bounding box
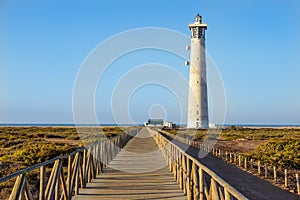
[199,168,204,200]
[219,186,225,200]
[192,162,199,200]
[39,166,46,200]
[24,177,34,200]
[59,167,68,200]
[46,160,62,200]
[70,153,80,193]
[9,174,26,200]
[296,173,300,195]
[67,156,72,200]
[45,161,59,199]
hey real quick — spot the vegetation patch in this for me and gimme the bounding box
[165,127,300,170]
[244,139,300,170]
[0,126,132,178]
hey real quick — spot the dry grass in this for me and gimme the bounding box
[0,126,133,177]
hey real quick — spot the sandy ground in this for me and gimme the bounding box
[43,138,81,146]
[214,140,268,152]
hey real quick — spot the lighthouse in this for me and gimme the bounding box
[187,14,209,129]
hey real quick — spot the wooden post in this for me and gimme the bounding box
[296,173,300,195]
[229,153,232,163]
[100,143,104,172]
[273,166,277,182]
[100,142,104,168]
[264,163,268,179]
[177,150,180,184]
[250,159,253,171]
[192,162,199,200]
[225,189,230,200]
[182,155,187,195]
[170,147,173,172]
[186,158,192,200]
[179,154,183,191]
[199,168,204,200]
[258,161,261,175]
[244,157,247,170]
[114,139,117,158]
[174,148,177,180]
[75,153,83,190]
[47,160,62,200]
[40,166,46,200]
[110,140,113,161]
[104,141,108,167]
[234,153,237,164]
[210,179,219,200]
[9,174,26,200]
[75,163,79,195]
[82,149,87,184]
[67,156,72,199]
[106,141,110,163]
[94,145,99,175]
[24,178,34,200]
[238,154,242,167]
[87,149,92,183]
[97,143,101,175]
[45,160,59,199]
[59,169,68,200]
[167,147,170,171]
[55,173,60,200]
[284,169,288,188]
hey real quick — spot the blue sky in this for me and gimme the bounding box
[0,0,300,125]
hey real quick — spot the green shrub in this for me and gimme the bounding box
[244,139,300,169]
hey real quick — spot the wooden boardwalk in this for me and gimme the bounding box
[4,128,299,200]
[73,128,186,200]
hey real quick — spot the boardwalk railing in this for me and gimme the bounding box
[0,129,138,200]
[158,129,300,195]
[150,128,248,200]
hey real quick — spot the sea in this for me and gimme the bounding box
[0,123,299,128]
[0,123,142,127]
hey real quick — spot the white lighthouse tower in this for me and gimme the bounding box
[187,14,209,129]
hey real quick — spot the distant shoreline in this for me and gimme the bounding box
[0,123,300,129]
[0,124,143,127]
[223,124,300,129]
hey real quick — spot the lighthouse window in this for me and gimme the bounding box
[192,28,200,38]
[197,111,199,115]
